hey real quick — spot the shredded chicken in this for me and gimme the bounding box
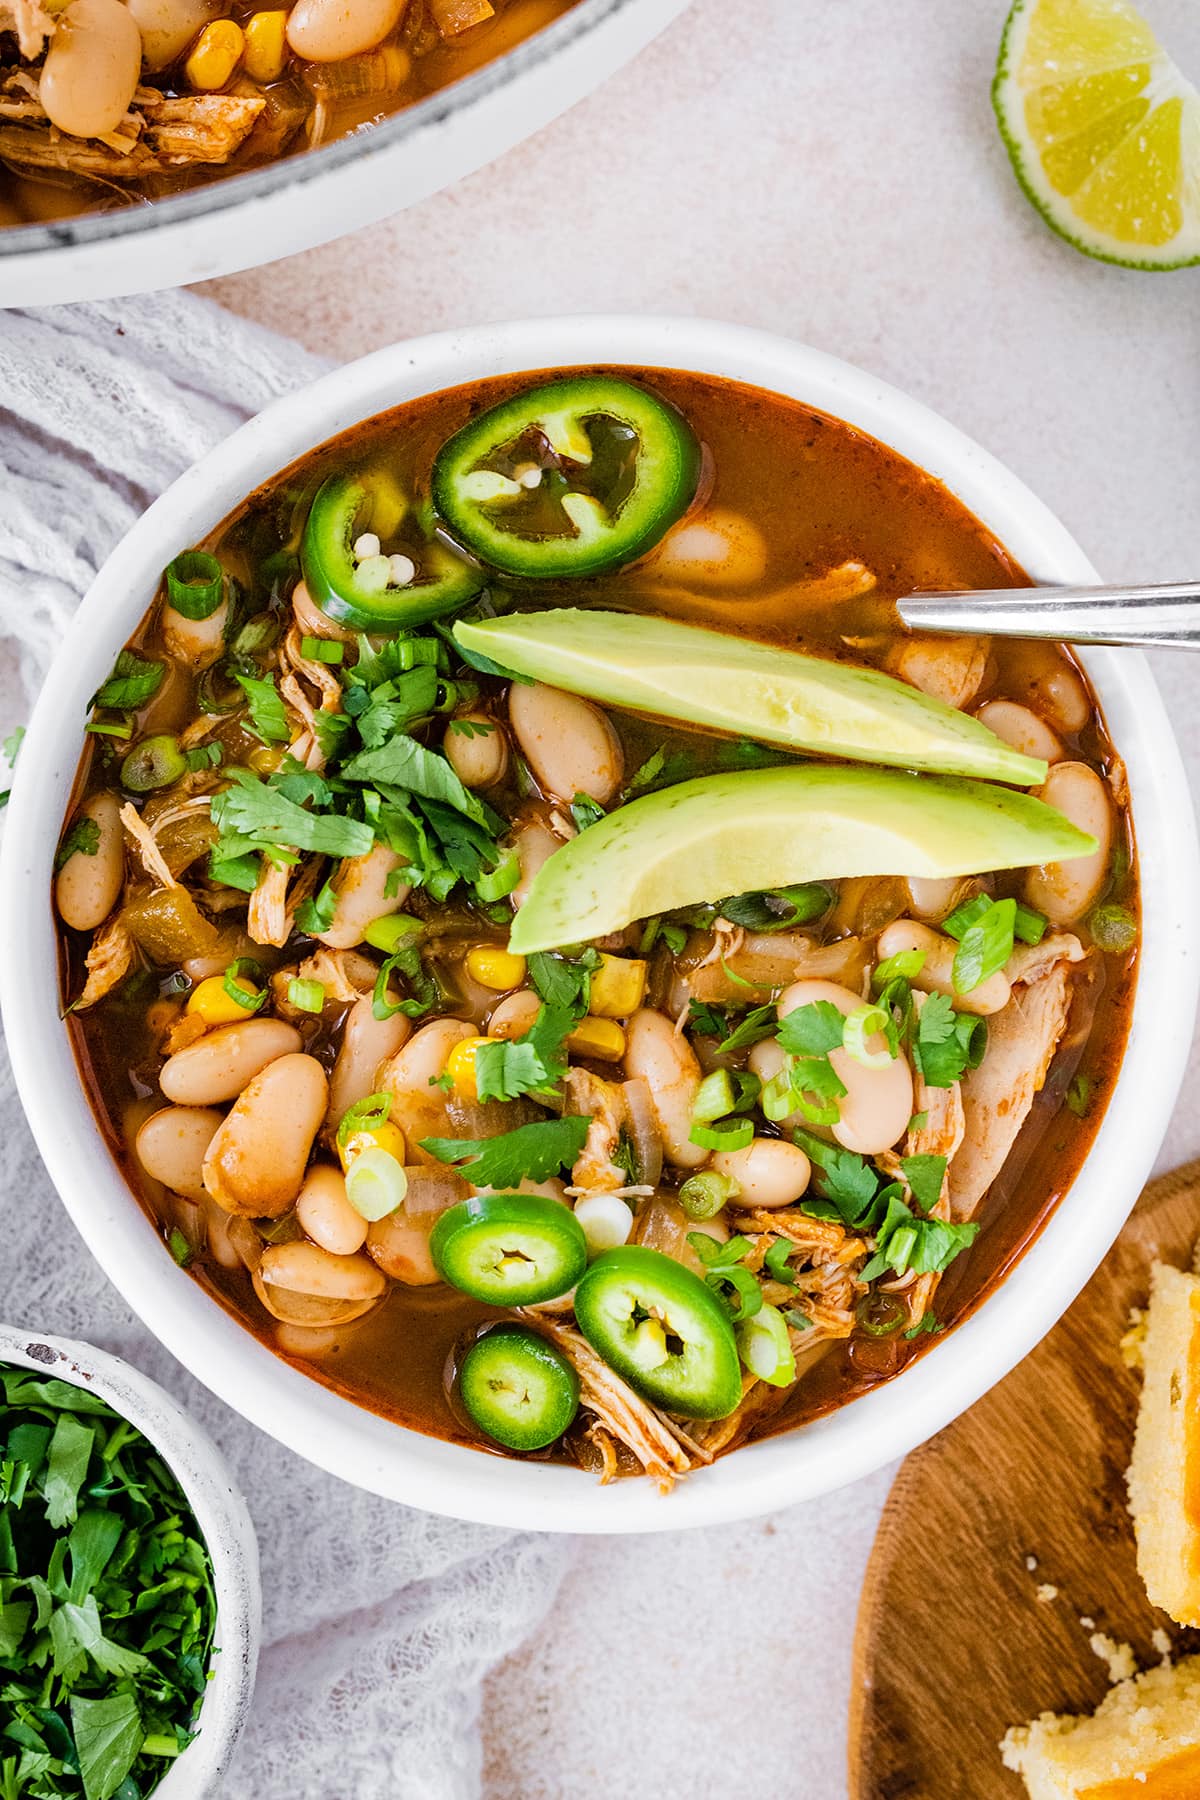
[119,802,178,891]
[282,624,343,714]
[247,855,324,949]
[529,1317,697,1491]
[0,86,264,178]
[1006,931,1084,987]
[562,1067,630,1193]
[73,918,134,1011]
[948,961,1075,1221]
[2,0,53,60]
[677,931,868,1008]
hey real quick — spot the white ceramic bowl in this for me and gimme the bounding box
[0,0,690,307]
[3,317,1196,1533]
[0,1324,260,1791]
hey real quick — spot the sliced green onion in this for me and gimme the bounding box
[475,848,521,903]
[951,896,1016,994]
[299,635,346,665]
[942,893,991,940]
[141,1735,183,1760]
[1013,902,1047,946]
[337,1091,392,1149]
[121,734,186,792]
[165,549,224,621]
[222,958,265,1013]
[84,718,134,739]
[872,948,926,990]
[688,1116,755,1152]
[573,1192,634,1256]
[167,1227,192,1268]
[288,977,325,1014]
[345,1147,408,1221]
[1088,902,1138,954]
[883,1223,918,1275]
[736,1303,797,1387]
[855,1292,908,1338]
[363,912,425,953]
[678,1170,739,1220]
[842,1004,893,1070]
[761,1067,841,1128]
[692,1068,736,1123]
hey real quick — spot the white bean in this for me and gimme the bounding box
[975,700,1063,766]
[295,1163,368,1256]
[255,1242,385,1324]
[512,819,563,909]
[135,1106,222,1201]
[163,595,229,671]
[887,634,988,710]
[1024,761,1113,927]
[777,978,913,1156]
[487,988,541,1039]
[711,1137,811,1209]
[328,995,411,1126]
[318,843,409,949]
[648,507,768,588]
[623,1008,706,1169]
[125,0,219,67]
[508,683,623,804]
[56,792,124,931]
[273,1321,349,1357]
[903,876,961,923]
[160,1018,302,1105]
[1027,663,1090,734]
[366,1208,440,1285]
[40,0,142,139]
[378,1016,473,1095]
[874,919,1010,1017]
[286,0,405,62]
[444,715,509,789]
[202,1052,327,1216]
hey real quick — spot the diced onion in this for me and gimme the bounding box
[621,1078,663,1190]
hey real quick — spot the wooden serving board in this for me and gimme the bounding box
[849,1160,1200,1800]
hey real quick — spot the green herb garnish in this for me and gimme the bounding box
[474,1005,574,1103]
[0,1365,217,1800]
[421,1115,592,1189]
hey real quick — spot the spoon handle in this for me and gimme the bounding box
[897,581,1200,650]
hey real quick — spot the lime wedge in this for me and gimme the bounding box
[994,0,1200,268]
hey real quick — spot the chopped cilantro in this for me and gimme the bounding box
[905,1311,942,1339]
[54,817,100,873]
[295,878,337,937]
[421,1115,591,1188]
[232,670,290,744]
[210,767,374,861]
[776,1000,846,1056]
[527,949,602,1018]
[899,1153,947,1214]
[474,1005,574,1103]
[91,650,164,713]
[569,793,606,832]
[912,993,988,1089]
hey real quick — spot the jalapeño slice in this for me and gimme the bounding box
[459,1324,580,1452]
[301,473,482,631]
[431,376,702,578]
[573,1246,742,1419]
[430,1193,588,1305]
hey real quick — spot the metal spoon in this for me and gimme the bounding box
[897,581,1200,650]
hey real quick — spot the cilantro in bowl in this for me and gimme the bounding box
[0,1365,218,1800]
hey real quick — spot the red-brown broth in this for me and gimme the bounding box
[60,366,1138,1465]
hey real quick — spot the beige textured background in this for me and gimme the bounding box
[207,1,1200,1791]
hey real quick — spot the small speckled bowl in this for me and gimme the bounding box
[0,1324,260,1796]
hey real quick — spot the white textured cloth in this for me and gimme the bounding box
[0,294,573,1799]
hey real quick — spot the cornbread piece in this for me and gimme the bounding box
[1001,1655,1200,1798]
[1127,1262,1200,1627]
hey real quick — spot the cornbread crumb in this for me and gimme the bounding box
[1001,1654,1200,1798]
[1026,1554,1039,1572]
[1152,1627,1173,1661]
[1120,1305,1147,1371]
[1127,1261,1200,1627]
[1089,1632,1137,1684]
[1036,1584,1059,1604]
[1079,1616,1095,1630]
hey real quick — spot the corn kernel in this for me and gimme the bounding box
[466,945,527,992]
[243,8,288,81]
[445,1035,494,1101]
[338,1120,407,1172]
[186,973,260,1026]
[186,20,245,91]
[566,1016,626,1062]
[587,954,648,1019]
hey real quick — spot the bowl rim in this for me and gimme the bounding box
[3,314,1196,1534]
[0,1323,260,1789]
[0,0,650,263]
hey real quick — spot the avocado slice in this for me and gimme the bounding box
[507,763,1096,954]
[454,609,1047,787]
